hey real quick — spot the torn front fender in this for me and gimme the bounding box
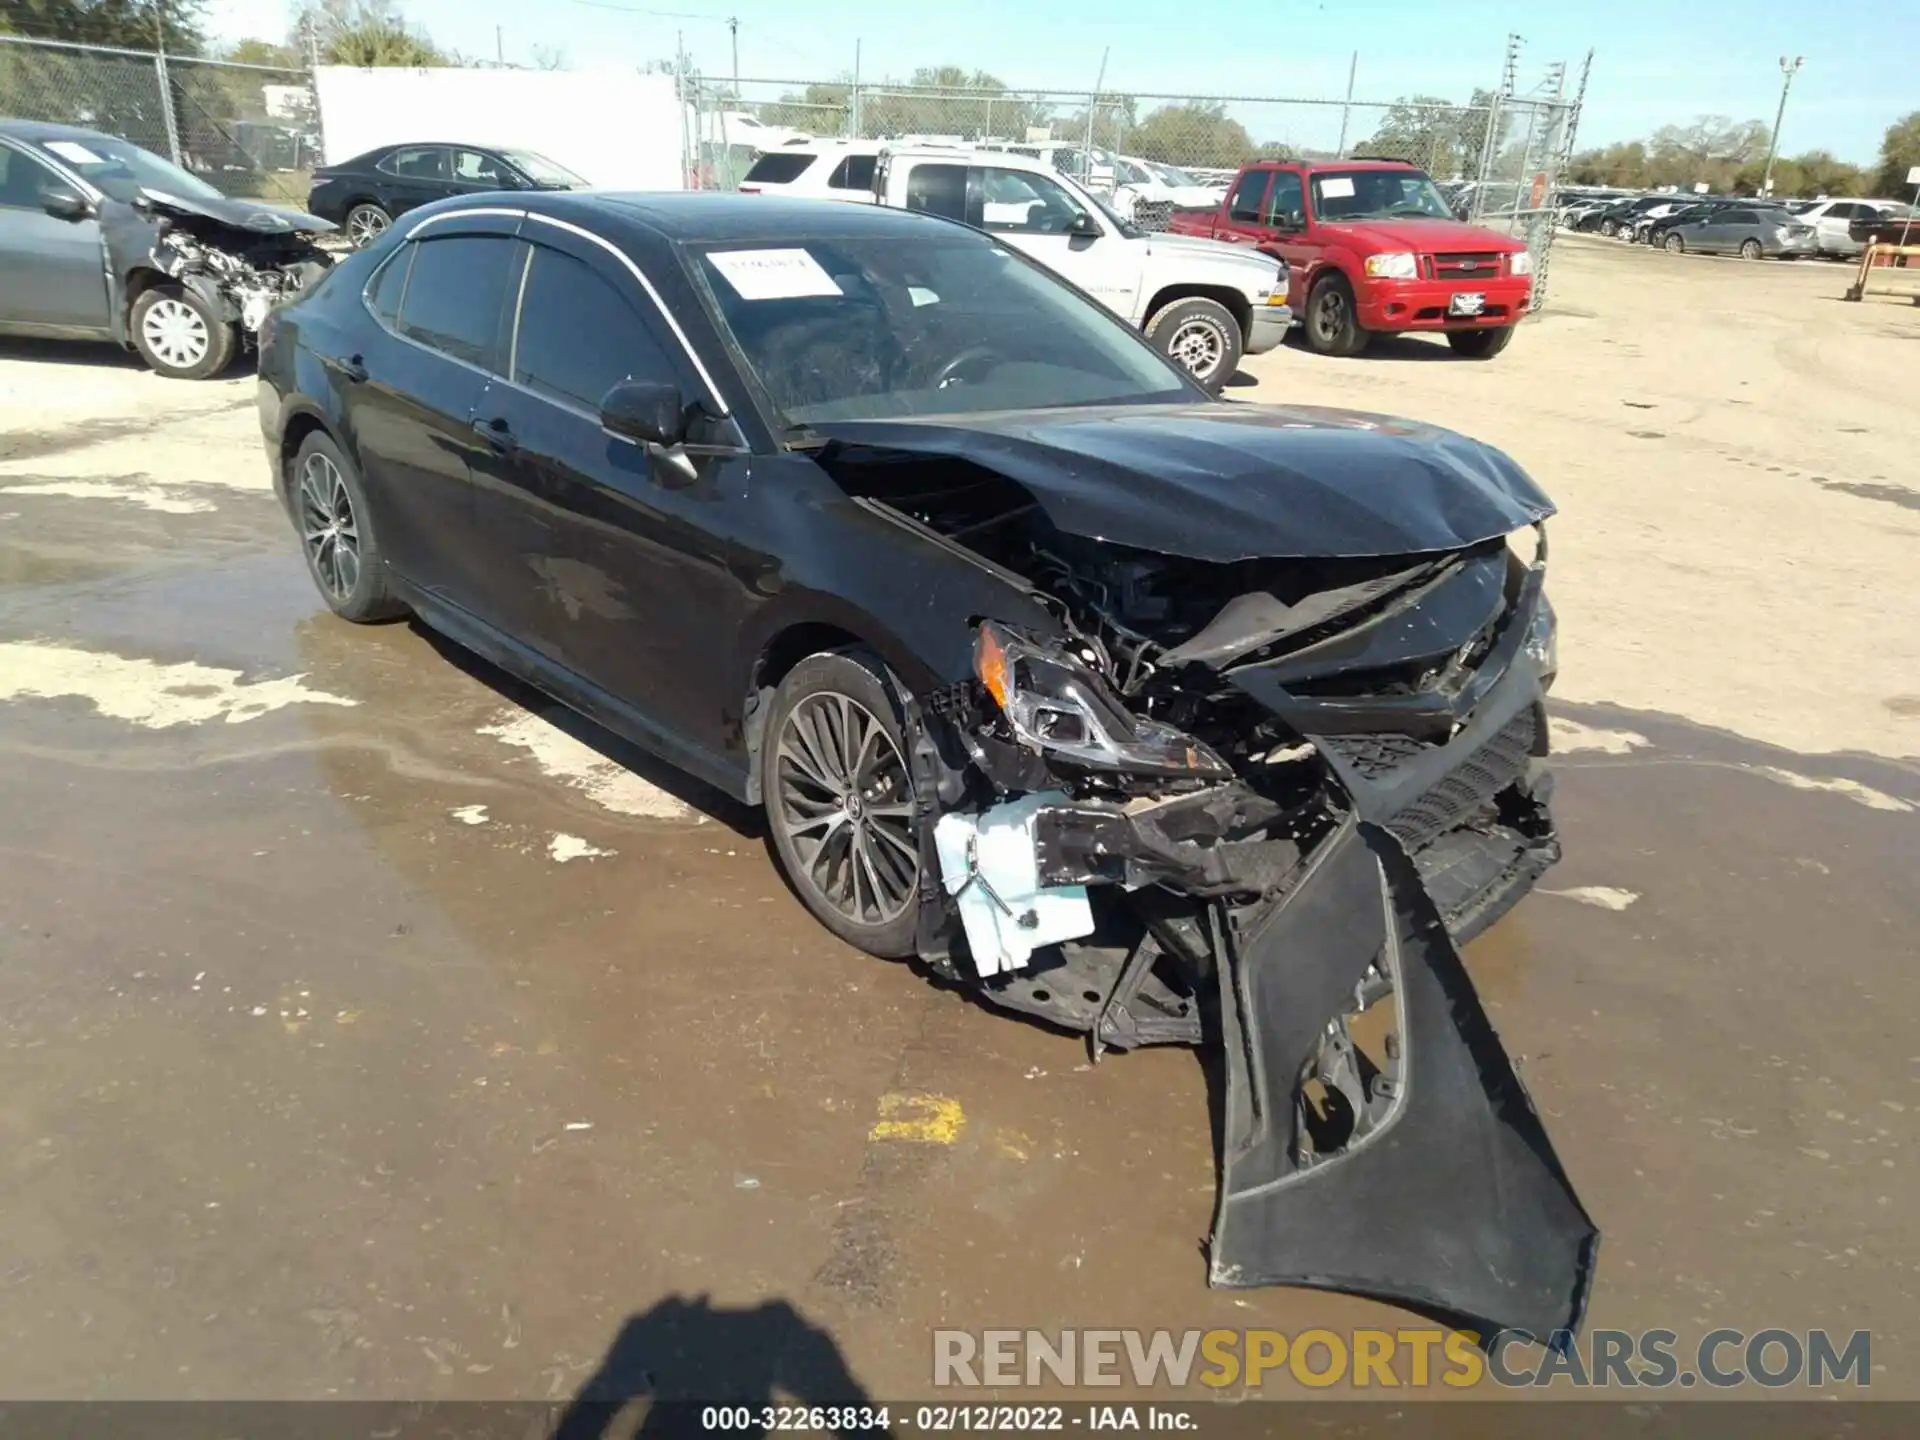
[1209,819,1597,1339]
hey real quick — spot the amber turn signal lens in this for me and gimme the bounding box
[973,623,1014,710]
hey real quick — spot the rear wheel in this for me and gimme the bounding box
[345,202,392,248]
[292,431,406,623]
[1301,274,1369,356]
[1145,296,1243,392]
[1739,238,1763,260]
[1447,326,1515,360]
[129,285,236,380]
[1663,232,1685,253]
[764,650,921,959]
[1599,218,1618,237]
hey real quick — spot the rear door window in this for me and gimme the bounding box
[904,163,967,222]
[827,153,876,190]
[510,244,678,410]
[1228,169,1269,223]
[742,152,814,185]
[381,146,450,181]
[394,234,518,369]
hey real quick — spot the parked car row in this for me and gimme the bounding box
[1562,189,1915,262]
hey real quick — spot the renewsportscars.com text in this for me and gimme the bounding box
[932,1327,1872,1390]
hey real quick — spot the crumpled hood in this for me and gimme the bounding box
[1314,216,1525,253]
[813,402,1554,561]
[138,187,337,235]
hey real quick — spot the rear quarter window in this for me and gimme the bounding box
[827,153,877,190]
[742,152,816,185]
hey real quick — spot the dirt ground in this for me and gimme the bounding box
[0,235,1916,1406]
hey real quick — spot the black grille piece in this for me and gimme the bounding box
[1384,707,1537,850]
[1431,251,1503,279]
[1317,730,1433,778]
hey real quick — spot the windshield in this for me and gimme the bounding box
[1309,169,1452,221]
[689,232,1196,426]
[500,149,586,187]
[1151,163,1205,188]
[34,132,223,204]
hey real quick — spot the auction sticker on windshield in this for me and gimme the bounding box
[1319,176,1356,199]
[707,248,843,301]
[44,141,106,166]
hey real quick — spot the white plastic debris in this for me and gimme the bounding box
[933,792,1094,977]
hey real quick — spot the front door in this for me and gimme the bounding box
[1260,168,1315,308]
[970,164,1141,318]
[376,146,456,216]
[469,231,751,758]
[0,142,110,333]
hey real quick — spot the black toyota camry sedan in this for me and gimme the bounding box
[256,191,1595,1338]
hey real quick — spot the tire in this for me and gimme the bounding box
[1599,218,1618,237]
[1447,327,1515,360]
[763,649,921,959]
[1301,274,1369,357]
[129,285,237,381]
[1663,232,1685,253]
[1145,296,1243,393]
[1739,239,1763,260]
[290,430,406,623]
[345,202,393,249]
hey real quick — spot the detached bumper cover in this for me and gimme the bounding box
[1210,820,1599,1338]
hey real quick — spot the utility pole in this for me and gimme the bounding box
[1335,51,1357,157]
[1761,55,1804,198]
[496,26,505,67]
[851,38,861,138]
[1084,46,1109,183]
[728,16,739,91]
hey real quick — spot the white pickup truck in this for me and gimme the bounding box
[867,145,1291,390]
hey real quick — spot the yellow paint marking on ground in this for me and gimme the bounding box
[869,1091,966,1144]
[992,1128,1034,1161]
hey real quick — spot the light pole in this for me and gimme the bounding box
[1761,55,1803,198]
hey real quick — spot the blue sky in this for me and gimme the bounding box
[206,0,1913,164]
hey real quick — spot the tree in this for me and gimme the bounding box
[1128,101,1254,168]
[529,44,568,71]
[1,0,207,54]
[294,0,446,67]
[1359,89,1503,179]
[1877,111,1920,196]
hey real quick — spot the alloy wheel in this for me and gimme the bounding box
[1168,318,1225,378]
[347,206,390,247]
[298,451,361,602]
[1314,288,1347,341]
[772,692,919,927]
[140,297,209,370]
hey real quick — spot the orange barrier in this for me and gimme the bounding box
[1844,243,1920,303]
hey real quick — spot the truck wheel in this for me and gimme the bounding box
[1302,275,1369,357]
[1146,297,1243,392]
[130,285,237,381]
[1446,327,1515,360]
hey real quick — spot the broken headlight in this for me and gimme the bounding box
[1526,593,1558,690]
[973,621,1233,781]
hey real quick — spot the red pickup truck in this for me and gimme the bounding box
[1168,159,1532,358]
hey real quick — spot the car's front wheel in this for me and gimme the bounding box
[1301,274,1369,356]
[291,431,407,623]
[345,202,392,248]
[1664,232,1685,253]
[764,650,922,959]
[1145,296,1243,392]
[129,285,236,380]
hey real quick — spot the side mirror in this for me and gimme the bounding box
[40,185,92,222]
[1067,210,1102,239]
[599,378,685,447]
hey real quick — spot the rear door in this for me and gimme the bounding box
[349,222,519,603]
[0,141,110,333]
[1707,208,1756,252]
[1218,168,1272,245]
[376,146,455,215]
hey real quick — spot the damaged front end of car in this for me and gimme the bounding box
[103,190,335,342]
[825,423,1596,1340]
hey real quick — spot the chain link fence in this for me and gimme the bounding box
[687,73,1579,304]
[0,34,320,204]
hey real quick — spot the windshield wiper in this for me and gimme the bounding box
[781,423,830,452]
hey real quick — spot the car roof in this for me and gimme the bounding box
[528,190,971,245]
[0,118,116,144]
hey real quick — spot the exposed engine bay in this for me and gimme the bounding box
[815,431,1598,1343]
[104,189,334,340]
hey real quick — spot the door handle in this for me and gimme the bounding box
[332,353,368,384]
[472,415,518,453]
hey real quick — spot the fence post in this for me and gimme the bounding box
[154,47,183,165]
